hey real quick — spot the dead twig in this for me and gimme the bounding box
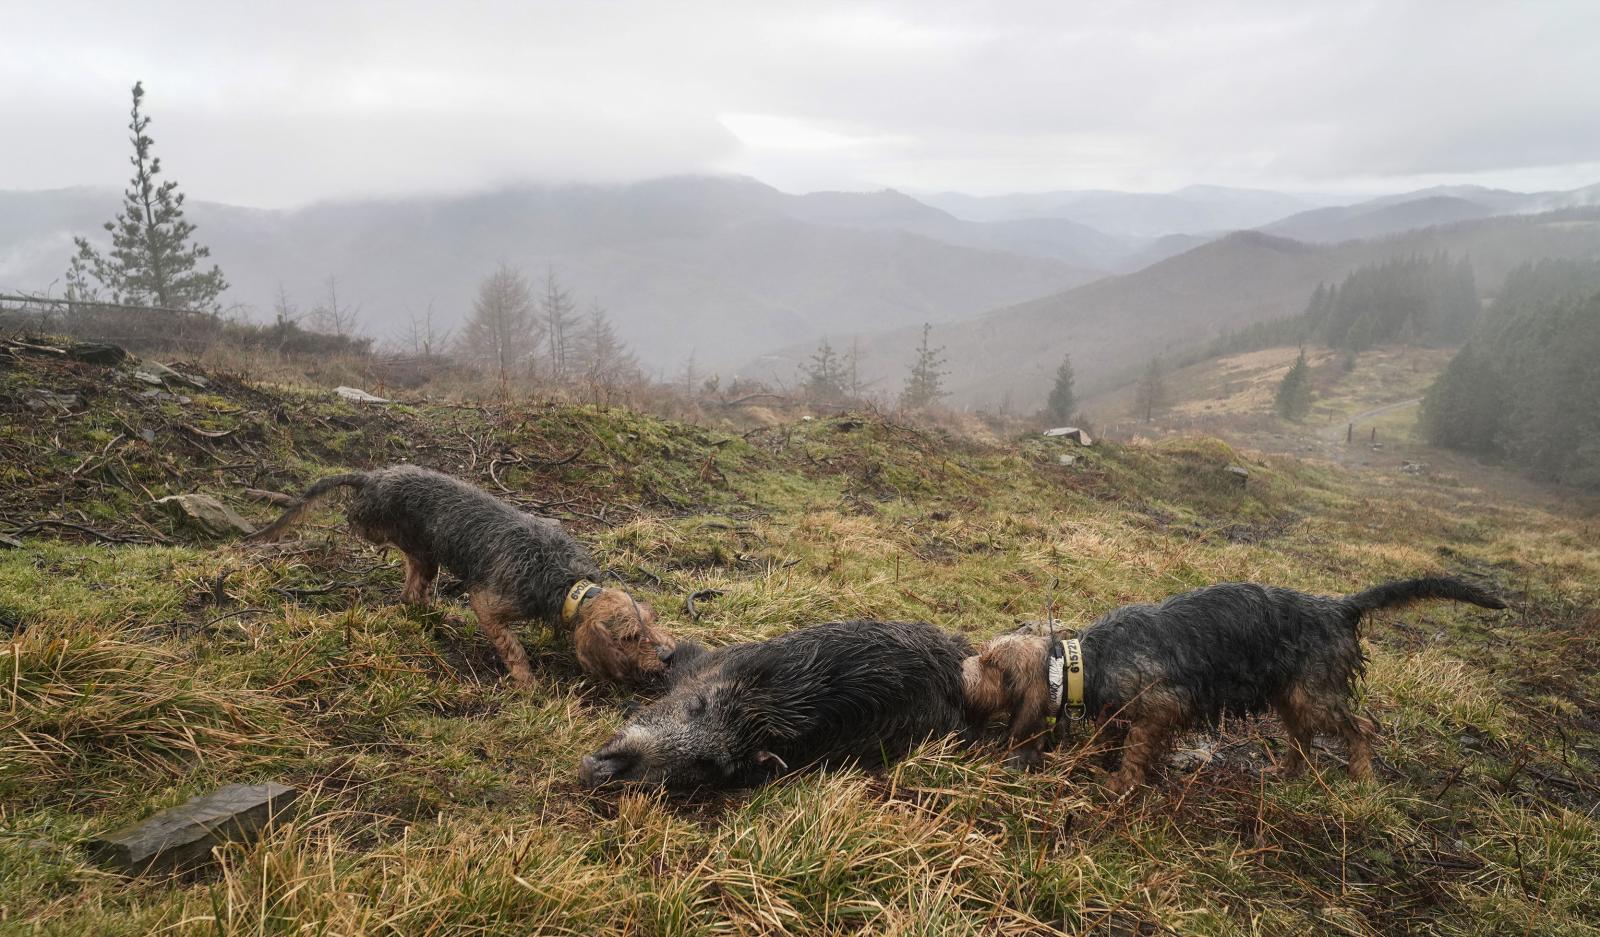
[685,589,724,620]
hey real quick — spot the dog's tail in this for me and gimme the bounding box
[1342,576,1507,614]
[245,473,367,542]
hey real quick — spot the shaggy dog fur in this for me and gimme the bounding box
[248,465,676,686]
[579,620,972,793]
[965,577,1507,792]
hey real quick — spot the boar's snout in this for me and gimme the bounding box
[580,752,629,787]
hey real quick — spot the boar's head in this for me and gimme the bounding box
[578,656,787,793]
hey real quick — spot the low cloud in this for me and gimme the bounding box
[4,0,1597,206]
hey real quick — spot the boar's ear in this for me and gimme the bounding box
[753,750,789,777]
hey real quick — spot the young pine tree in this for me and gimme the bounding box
[801,338,847,402]
[1045,354,1076,425]
[898,323,948,411]
[69,81,228,311]
[1274,348,1314,421]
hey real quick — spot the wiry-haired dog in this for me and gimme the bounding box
[965,577,1506,792]
[248,465,677,686]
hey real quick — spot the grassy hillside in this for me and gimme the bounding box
[1086,345,1454,434]
[3,346,1598,935]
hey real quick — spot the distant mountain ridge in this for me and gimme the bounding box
[0,177,1102,372]
[6,175,1600,388]
[747,208,1600,409]
[1258,183,1600,243]
[922,185,1319,237]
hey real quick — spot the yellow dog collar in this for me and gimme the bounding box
[1048,636,1086,720]
[562,579,603,622]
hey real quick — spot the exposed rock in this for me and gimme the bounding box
[335,385,390,403]
[67,342,128,366]
[88,782,298,874]
[1400,461,1430,475]
[1225,464,1249,487]
[153,493,256,537]
[25,390,83,413]
[132,360,207,390]
[1043,426,1094,445]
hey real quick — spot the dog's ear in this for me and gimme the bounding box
[573,618,630,683]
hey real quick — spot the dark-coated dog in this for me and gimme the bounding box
[248,465,677,686]
[579,619,972,793]
[965,577,1506,792]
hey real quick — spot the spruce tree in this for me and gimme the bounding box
[1045,354,1076,425]
[898,323,948,411]
[1274,349,1313,421]
[69,81,228,311]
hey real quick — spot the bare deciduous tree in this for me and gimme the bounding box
[311,276,361,337]
[574,301,639,403]
[540,267,578,380]
[406,300,451,358]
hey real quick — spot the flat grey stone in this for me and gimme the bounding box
[1043,426,1093,445]
[132,360,206,389]
[334,385,389,403]
[153,493,257,537]
[89,782,298,874]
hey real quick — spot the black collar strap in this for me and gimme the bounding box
[1047,637,1066,713]
[561,579,603,622]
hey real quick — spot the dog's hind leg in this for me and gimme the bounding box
[470,590,535,687]
[1340,710,1376,780]
[1273,686,1320,777]
[1278,684,1374,780]
[402,553,438,606]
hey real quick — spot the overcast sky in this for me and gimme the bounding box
[5,0,1598,208]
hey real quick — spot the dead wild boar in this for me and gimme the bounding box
[579,619,972,793]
